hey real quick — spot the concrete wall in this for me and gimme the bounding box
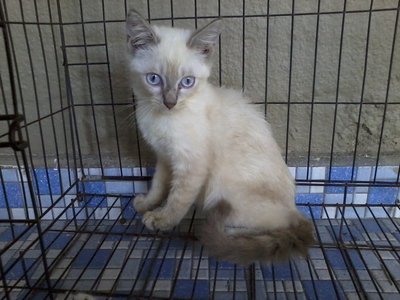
[0,0,399,168]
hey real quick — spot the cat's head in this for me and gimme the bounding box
[126,10,221,110]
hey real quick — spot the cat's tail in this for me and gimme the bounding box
[199,201,315,265]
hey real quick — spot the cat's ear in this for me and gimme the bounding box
[126,9,159,54]
[187,18,222,59]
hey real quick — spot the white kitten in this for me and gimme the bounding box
[126,10,314,265]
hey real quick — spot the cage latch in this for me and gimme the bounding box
[0,114,28,151]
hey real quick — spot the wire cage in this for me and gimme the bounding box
[0,0,399,299]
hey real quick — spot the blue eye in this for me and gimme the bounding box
[180,76,195,88]
[146,73,161,85]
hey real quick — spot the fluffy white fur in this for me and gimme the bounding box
[126,10,314,264]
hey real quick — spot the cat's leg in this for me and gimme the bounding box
[142,163,206,231]
[133,159,170,213]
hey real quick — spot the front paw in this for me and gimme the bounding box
[133,194,150,214]
[142,210,176,231]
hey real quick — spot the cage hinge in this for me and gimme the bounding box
[0,114,28,151]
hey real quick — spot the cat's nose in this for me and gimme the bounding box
[164,101,176,109]
[163,90,177,109]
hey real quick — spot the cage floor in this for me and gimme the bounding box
[1,195,400,299]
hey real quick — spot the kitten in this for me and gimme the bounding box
[126,10,314,265]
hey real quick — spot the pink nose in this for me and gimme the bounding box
[164,102,176,109]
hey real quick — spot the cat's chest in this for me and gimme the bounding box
[139,111,208,154]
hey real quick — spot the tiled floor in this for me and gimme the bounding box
[1,201,399,299]
[1,166,399,222]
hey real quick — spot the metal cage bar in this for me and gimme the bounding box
[0,0,399,299]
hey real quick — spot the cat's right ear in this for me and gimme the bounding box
[126,9,159,54]
[187,18,222,59]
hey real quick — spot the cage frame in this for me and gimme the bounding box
[0,0,399,299]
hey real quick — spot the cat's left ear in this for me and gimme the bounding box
[187,19,222,59]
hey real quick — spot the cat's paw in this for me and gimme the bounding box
[133,194,150,214]
[142,210,175,231]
